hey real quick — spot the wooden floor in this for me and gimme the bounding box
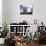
[31,40,46,46]
[0,44,46,46]
[0,44,4,46]
[40,45,46,46]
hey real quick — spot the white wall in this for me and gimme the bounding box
[2,0,8,24]
[3,0,46,26]
[0,0,2,27]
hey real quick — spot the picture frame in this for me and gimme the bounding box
[20,5,33,15]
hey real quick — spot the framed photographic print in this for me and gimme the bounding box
[20,5,33,15]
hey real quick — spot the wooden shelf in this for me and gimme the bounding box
[9,25,31,37]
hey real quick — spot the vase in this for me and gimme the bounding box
[0,38,5,44]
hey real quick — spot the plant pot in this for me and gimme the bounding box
[0,38,5,44]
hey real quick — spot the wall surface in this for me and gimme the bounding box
[3,0,46,26]
[0,0,2,27]
[2,0,8,24]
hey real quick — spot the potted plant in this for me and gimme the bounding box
[0,23,9,44]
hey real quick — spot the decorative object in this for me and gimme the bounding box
[0,23,9,38]
[26,27,32,40]
[20,5,33,15]
[0,38,5,44]
[34,19,37,24]
[0,22,9,44]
